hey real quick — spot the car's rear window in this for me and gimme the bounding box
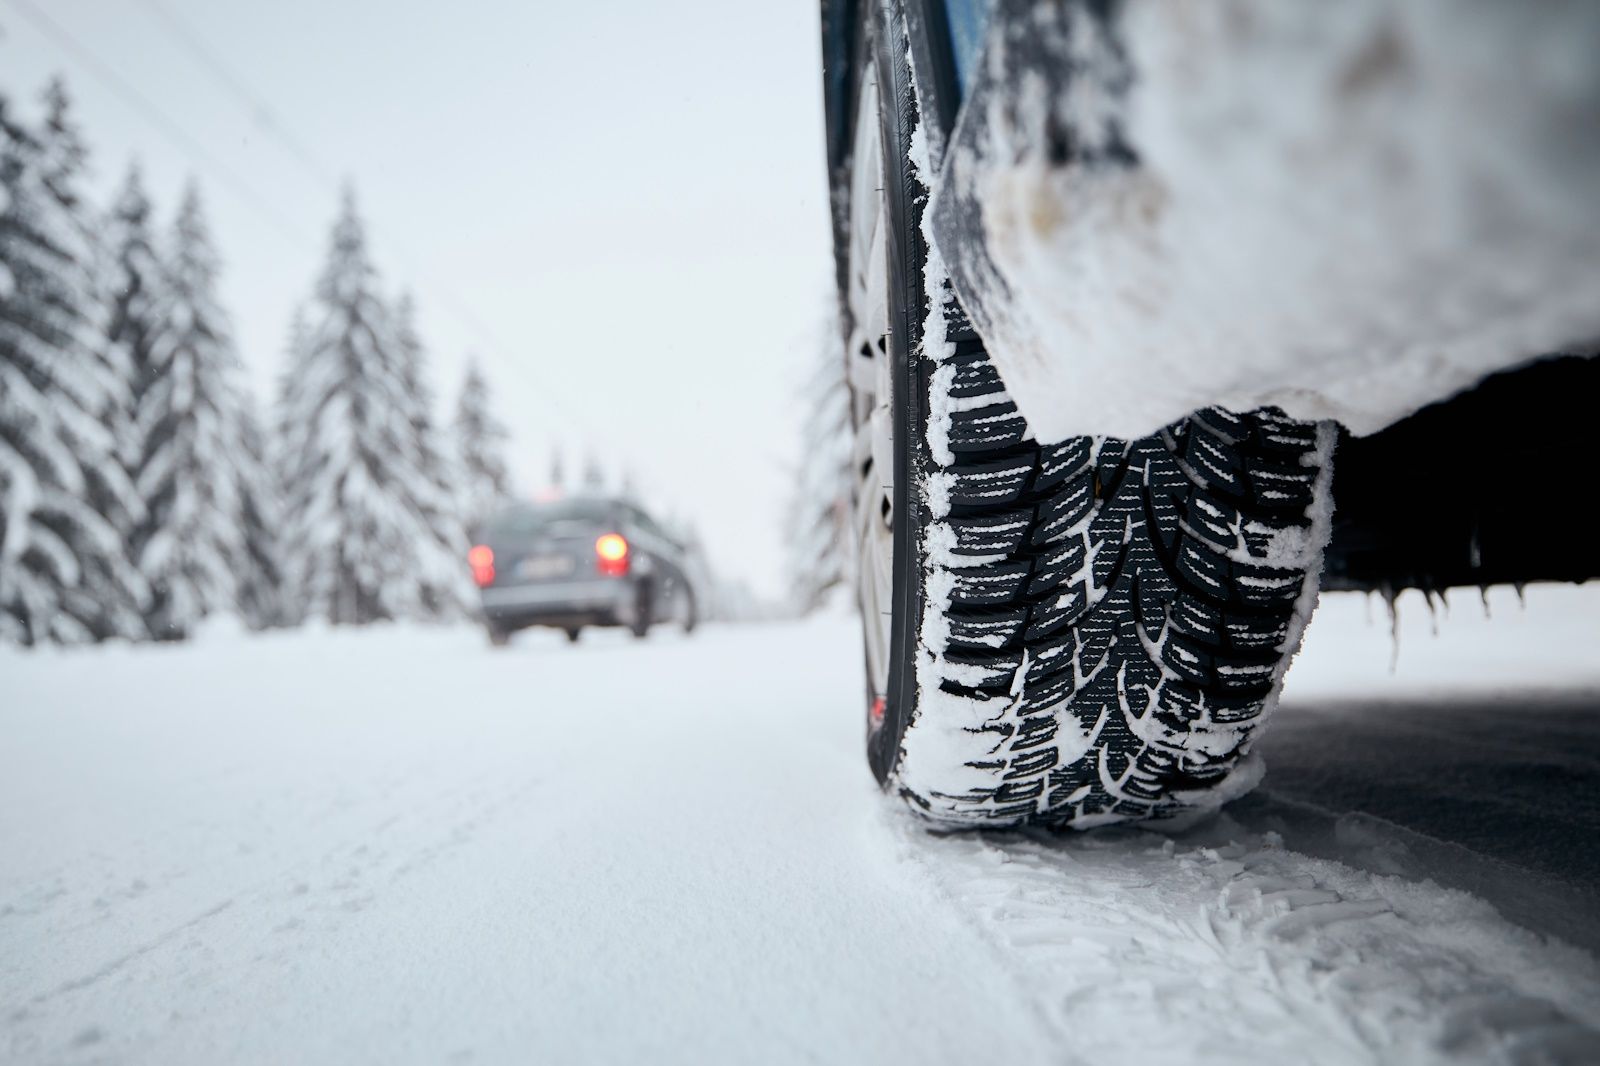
[488,500,614,538]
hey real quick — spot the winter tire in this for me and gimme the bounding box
[630,582,652,640]
[565,627,582,644]
[487,625,511,648]
[682,588,698,635]
[843,3,1336,828]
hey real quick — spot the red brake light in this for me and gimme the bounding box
[595,533,629,576]
[468,544,495,587]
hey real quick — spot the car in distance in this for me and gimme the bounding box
[469,496,699,646]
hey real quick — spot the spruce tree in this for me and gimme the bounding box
[127,181,248,638]
[452,359,510,533]
[785,325,854,612]
[36,79,89,225]
[271,309,313,625]
[235,395,283,630]
[0,83,146,644]
[582,454,605,493]
[104,166,171,541]
[48,86,149,580]
[277,190,469,625]
[392,293,471,617]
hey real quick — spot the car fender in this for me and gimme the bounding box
[928,0,1600,442]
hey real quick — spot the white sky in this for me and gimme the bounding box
[1,0,836,600]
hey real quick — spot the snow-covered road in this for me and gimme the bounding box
[4,587,1599,1065]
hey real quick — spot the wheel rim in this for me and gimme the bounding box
[846,61,896,730]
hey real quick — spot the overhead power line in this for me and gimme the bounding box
[2,0,311,245]
[121,0,585,437]
[2,0,585,436]
[133,0,337,190]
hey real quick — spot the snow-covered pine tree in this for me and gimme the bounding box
[124,181,249,638]
[102,166,174,559]
[676,517,716,621]
[452,358,510,533]
[235,395,283,630]
[270,309,313,625]
[785,322,853,613]
[392,293,471,617]
[0,83,147,644]
[277,190,469,625]
[46,86,152,587]
[581,454,605,492]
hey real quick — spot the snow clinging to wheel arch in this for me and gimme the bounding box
[932,0,1600,444]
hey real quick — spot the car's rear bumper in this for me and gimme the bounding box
[481,579,632,629]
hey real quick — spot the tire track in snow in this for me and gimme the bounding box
[893,813,1600,1065]
[2,770,544,1061]
[17,898,235,1012]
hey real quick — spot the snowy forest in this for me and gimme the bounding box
[1,77,517,646]
[785,318,852,614]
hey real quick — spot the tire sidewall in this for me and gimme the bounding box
[862,3,929,785]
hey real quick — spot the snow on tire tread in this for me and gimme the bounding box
[897,287,1336,828]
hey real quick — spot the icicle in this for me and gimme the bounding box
[1420,587,1440,637]
[1381,583,1400,673]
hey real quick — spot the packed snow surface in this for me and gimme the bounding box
[3,587,1599,1064]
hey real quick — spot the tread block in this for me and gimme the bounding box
[946,605,1027,649]
[948,559,1032,605]
[943,647,1022,689]
[946,350,1006,400]
[948,403,1029,453]
[1031,472,1096,546]
[1037,438,1096,492]
[946,510,1034,557]
[943,455,1035,508]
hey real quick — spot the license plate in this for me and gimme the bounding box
[518,554,573,579]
